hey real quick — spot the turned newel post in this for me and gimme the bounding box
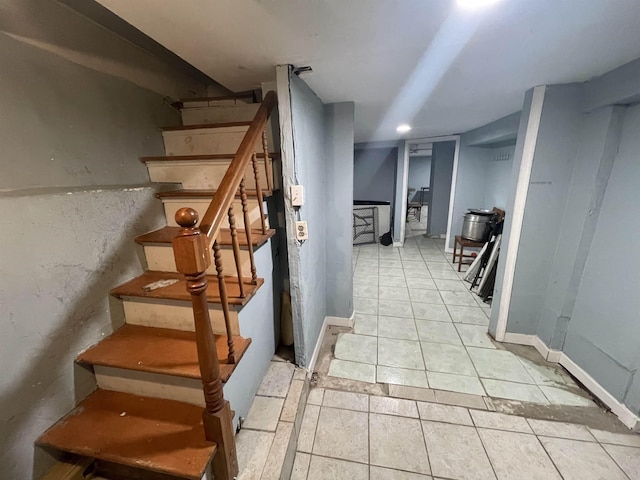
[172,207,239,480]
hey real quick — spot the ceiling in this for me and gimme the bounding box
[95,0,640,142]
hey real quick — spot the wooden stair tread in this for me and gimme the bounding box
[111,271,263,306]
[135,226,275,247]
[77,324,251,382]
[155,188,273,200]
[140,152,279,163]
[36,389,216,480]
[161,121,251,132]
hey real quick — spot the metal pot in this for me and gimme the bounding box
[461,211,495,242]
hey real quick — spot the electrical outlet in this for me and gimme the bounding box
[290,185,304,207]
[295,221,308,240]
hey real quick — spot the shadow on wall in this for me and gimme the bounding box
[267,194,285,350]
[0,0,209,98]
[0,191,165,479]
[353,146,398,207]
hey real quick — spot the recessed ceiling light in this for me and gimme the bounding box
[456,0,501,9]
[396,124,412,133]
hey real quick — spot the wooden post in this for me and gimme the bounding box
[172,207,238,480]
[227,204,245,298]
[261,129,273,192]
[239,178,258,283]
[212,240,236,364]
[251,153,267,234]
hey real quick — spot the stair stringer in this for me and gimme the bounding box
[221,239,276,430]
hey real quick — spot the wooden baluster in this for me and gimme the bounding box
[227,204,245,298]
[172,208,238,480]
[251,152,267,234]
[261,129,273,192]
[239,178,258,284]
[212,240,236,364]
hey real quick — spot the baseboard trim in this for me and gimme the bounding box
[502,333,639,430]
[307,317,329,374]
[326,314,354,328]
[502,332,562,363]
[560,353,639,431]
[307,314,353,374]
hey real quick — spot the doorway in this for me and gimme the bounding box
[407,142,432,231]
[401,136,459,244]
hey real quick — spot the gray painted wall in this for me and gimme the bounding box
[583,57,640,112]
[505,85,584,335]
[281,73,354,366]
[537,107,623,348]
[449,113,519,249]
[448,146,491,247]
[484,145,515,210]
[1,189,167,477]
[408,156,431,201]
[287,73,328,366]
[562,104,640,414]
[325,103,355,318]
[353,147,397,205]
[491,60,640,416]
[0,0,210,101]
[427,141,456,236]
[0,3,208,477]
[224,243,276,425]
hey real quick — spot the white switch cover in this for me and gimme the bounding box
[295,221,308,240]
[290,185,304,206]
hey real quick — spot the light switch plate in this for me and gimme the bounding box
[291,185,304,206]
[295,221,308,240]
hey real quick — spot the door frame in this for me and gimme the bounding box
[494,86,546,341]
[401,135,460,249]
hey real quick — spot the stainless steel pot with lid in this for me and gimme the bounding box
[461,209,496,242]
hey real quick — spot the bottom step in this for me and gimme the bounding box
[37,390,217,480]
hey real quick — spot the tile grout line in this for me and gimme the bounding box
[536,434,579,480]
[474,423,501,480]
[417,406,434,478]
[594,439,633,480]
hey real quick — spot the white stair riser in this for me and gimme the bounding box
[162,198,264,230]
[182,98,253,108]
[143,244,252,276]
[146,159,272,191]
[162,126,257,156]
[95,366,204,407]
[122,297,240,335]
[181,103,260,125]
[181,104,275,146]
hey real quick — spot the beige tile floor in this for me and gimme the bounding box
[333,220,594,407]
[292,389,640,480]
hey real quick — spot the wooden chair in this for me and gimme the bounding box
[452,236,484,272]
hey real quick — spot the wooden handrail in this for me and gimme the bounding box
[199,91,277,243]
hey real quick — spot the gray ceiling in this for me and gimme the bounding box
[96,0,640,142]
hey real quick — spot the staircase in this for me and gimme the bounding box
[37,92,279,480]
